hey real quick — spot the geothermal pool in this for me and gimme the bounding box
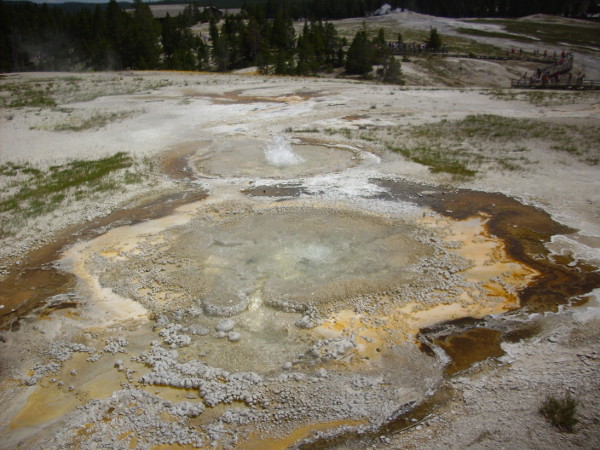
[190,135,362,178]
[83,204,432,372]
[99,206,429,315]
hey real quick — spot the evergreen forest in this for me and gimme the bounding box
[1,0,597,75]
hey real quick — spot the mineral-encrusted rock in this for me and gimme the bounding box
[103,337,129,354]
[159,323,192,348]
[23,361,61,386]
[305,336,357,362]
[168,401,205,418]
[216,319,236,333]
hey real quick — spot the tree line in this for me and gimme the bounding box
[1,0,163,71]
[2,0,595,76]
[241,0,598,19]
[0,0,404,83]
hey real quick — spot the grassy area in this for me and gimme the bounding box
[323,114,599,177]
[383,118,523,178]
[0,82,57,108]
[388,144,478,177]
[411,58,467,87]
[285,127,319,133]
[442,34,505,56]
[457,27,537,44]
[466,19,600,48]
[0,76,174,109]
[329,16,505,57]
[0,153,149,238]
[392,115,599,171]
[38,111,137,132]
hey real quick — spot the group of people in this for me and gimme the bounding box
[507,48,570,64]
[520,51,582,86]
[387,41,447,54]
[522,70,584,86]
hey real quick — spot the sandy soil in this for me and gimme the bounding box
[1,11,600,450]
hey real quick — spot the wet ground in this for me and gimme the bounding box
[0,189,207,330]
[374,178,600,313]
[1,136,599,449]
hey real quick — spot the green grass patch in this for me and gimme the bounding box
[1,76,174,110]
[540,393,579,432]
[457,27,536,43]
[0,153,150,238]
[1,80,58,108]
[2,87,57,108]
[389,144,477,177]
[441,34,505,56]
[0,162,30,176]
[51,111,135,132]
[486,89,599,107]
[467,19,600,48]
[360,113,598,177]
[0,152,133,214]
[285,127,319,133]
[330,18,502,57]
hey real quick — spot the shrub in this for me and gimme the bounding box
[539,393,579,432]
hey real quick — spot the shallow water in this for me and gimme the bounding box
[171,208,426,308]
[190,136,359,178]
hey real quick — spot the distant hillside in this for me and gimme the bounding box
[152,0,244,6]
[3,0,247,11]
[5,1,133,12]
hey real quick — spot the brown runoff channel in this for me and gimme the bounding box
[0,190,207,331]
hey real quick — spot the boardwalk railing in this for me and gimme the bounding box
[511,79,600,90]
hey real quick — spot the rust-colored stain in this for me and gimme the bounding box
[434,327,505,375]
[374,179,600,313]
[0,189,207,330]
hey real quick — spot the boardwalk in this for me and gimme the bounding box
[510,52,599,90]
[511,79,600,90]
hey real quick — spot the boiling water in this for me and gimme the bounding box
[264,134,304,167]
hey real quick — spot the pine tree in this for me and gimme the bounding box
[382,55,403,84]
[296,22,317,75]
[271,9,295,51]
[372,28,390,65]
[106,0,130,69]
[241,17,263,65]
[426,27,442,50]
[0,0,13,71]
[323,22,344,67]
[345,29,372,76]
[129,0,161,69]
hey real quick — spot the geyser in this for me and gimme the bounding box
[264,134,304,167]
[189,136,361,178]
